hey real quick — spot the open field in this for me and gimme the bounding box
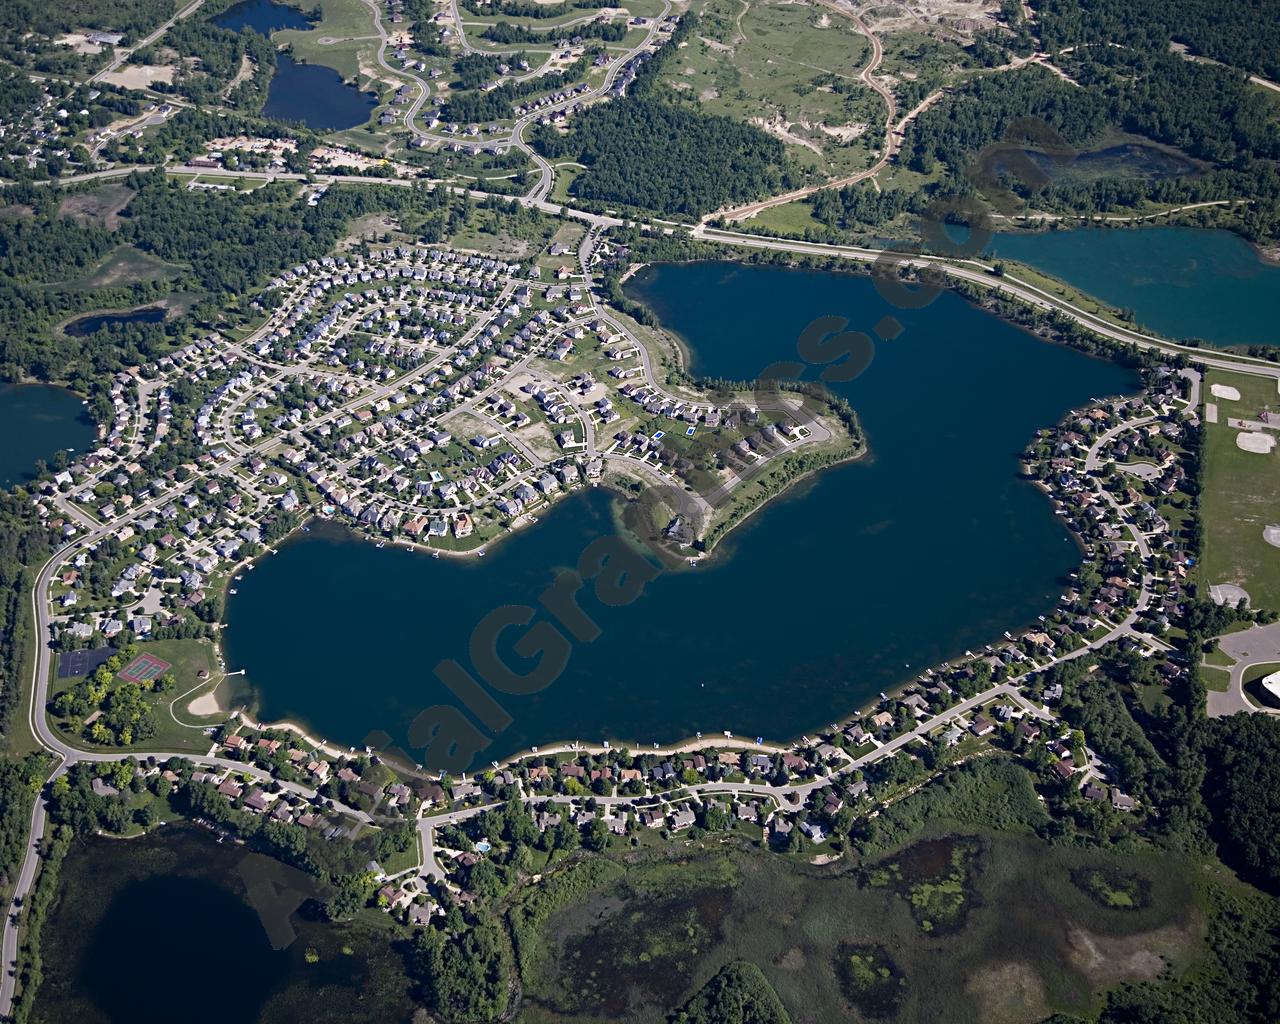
[275,0,392,89]
[47,638,226,755]
[1200,368,1280,610]
[743,196,827,234]
[46,244,187,291]
[661,0,883,177]
[56,184,136,230]
[515,829,1205,1024]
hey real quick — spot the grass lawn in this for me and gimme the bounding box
[47,637,227,755]
[1199,368,1280,610]
[549,163,585,205]
[380,835,422,875]
[745,198,827,236]
[1204,647,1236,669]
[999,260,1141,332]
[276,0,386,86]
[1201,666,1231,693]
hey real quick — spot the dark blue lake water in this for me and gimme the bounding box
[213,0,377,131]
[0,383,96,487]
[223,263,1138,767]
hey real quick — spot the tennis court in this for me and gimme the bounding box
[118,652,172,684]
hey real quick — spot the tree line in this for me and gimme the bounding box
[481,19,626,44]
[1037,0,1280,81]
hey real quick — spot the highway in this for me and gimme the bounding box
[90,0,209,86]
[6,121,1279,1017]
[691,225,1280,379]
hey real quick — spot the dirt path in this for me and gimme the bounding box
[710,41,1084,225]
[709,1,895,223]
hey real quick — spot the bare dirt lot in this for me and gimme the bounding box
[100,65,177,89]
[57,184,136,230]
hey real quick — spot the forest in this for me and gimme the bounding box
[902,56,1279,180]
[136,20,279,111]
[896,46,1280,239]
[481,19,627,44]
[0,0,173,46]
[533,96,788,216]
[1035,0,1280,81]
[459,0,609,18]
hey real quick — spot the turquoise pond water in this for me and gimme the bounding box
[986,226,1280,348]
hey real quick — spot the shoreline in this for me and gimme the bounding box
[199,262,1138,772]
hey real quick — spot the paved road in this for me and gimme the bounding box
[90,0,208,85]
[1207,621,1280,717]
[1084,416,1159,472]
[690,225,1280,378]
[414,680,1052,879]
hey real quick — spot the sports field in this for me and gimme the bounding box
[1200,368,1280,611]
[118,652,172,685]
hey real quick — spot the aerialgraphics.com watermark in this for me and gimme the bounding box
[363,117,1081,777]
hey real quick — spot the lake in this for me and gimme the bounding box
[212,0,311,33]
[223,262,1137,767]
[63,305,166,337]
[213,0,378,132]
[0,383,96,487]
[32,825,416,1024]
[263,55,379,131]
[986,225,1280,348]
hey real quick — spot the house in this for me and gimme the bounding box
[450,781,481,801]
[669,807,696,830]
[1111,788,1137,811]
[781,752,809,773]
[91,777,119,798]
[799,820,825,842]
[969,714,995,737]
